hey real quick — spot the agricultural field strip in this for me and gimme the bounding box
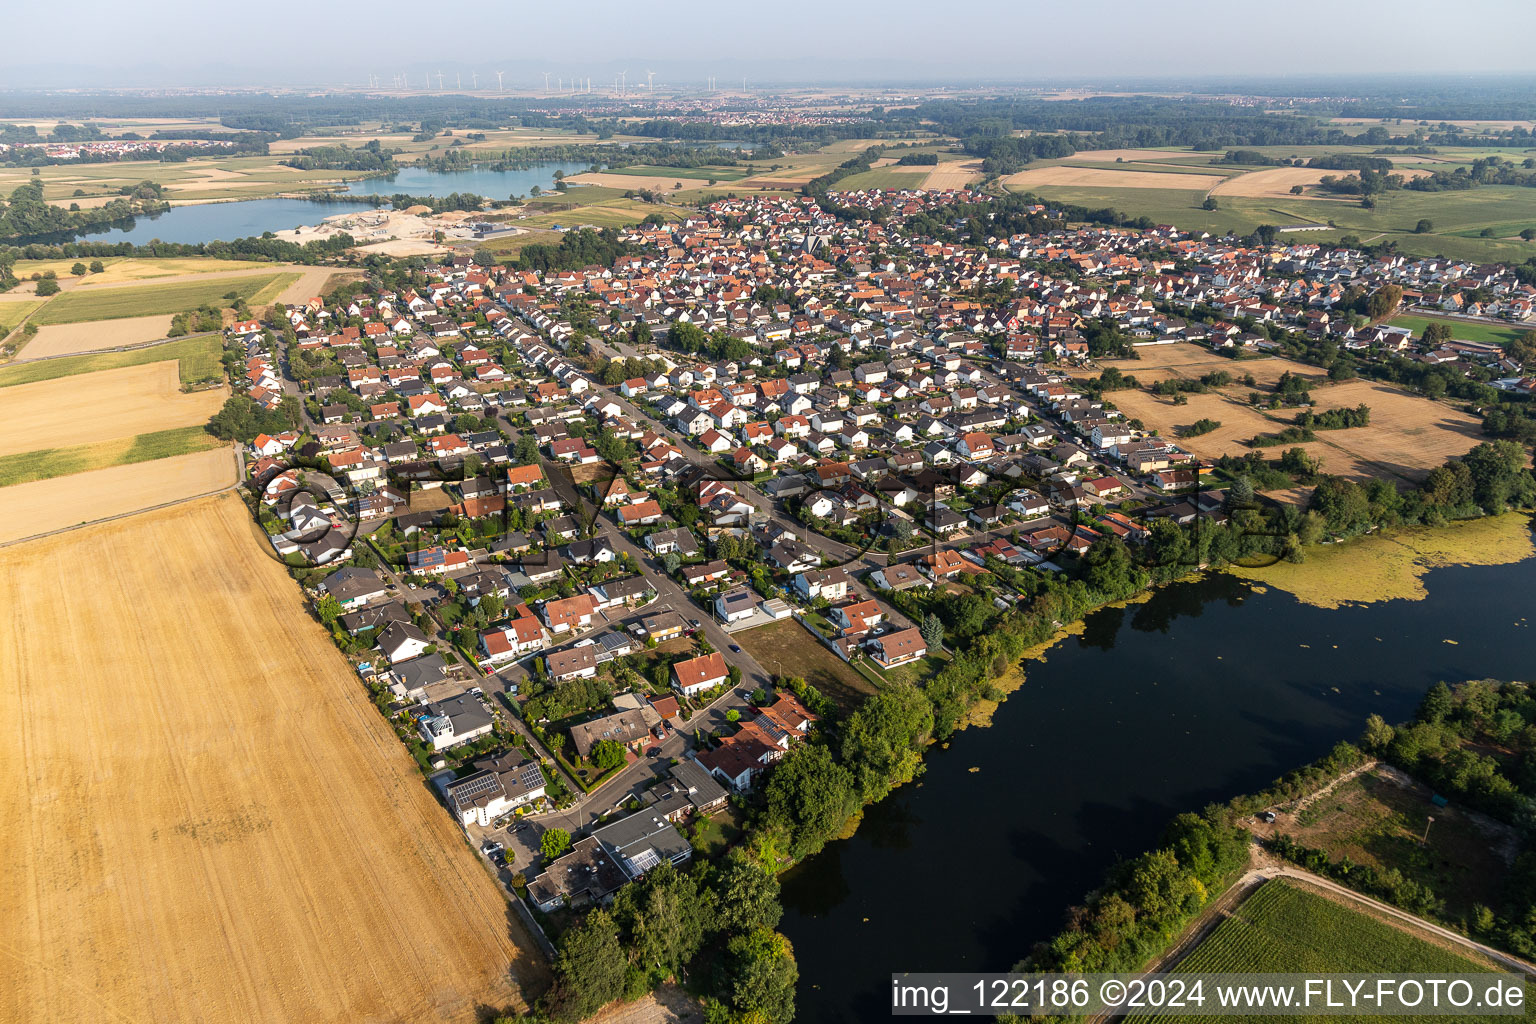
[0,493,543,1022]
[0,360,226,456]
[32,272,291,325]
[0,333,222,387]
[0,424,222,489]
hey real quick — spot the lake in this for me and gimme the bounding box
[780,553,1536,1023]
[343,162,595,201]
[47,197,379,246]
[56,161,593,245]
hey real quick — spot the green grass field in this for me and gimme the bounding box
[601,164,747,181]
[1136,880,1515,1024]
[0,425,223,488]
[515,198,686,231]
[523,185,629,207]
[829,167,932,191]
[0,334,222,388]
[1387,314,1529,346]
[0,299,44,337]
[31,274,291,325]
[1014,179,1536,263]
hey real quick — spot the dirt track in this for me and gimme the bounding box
[0,493,547,1022]
[0,360,227,456]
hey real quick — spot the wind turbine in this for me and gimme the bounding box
[435,70,444,90]
[456,71,461,90]
[472,71,478,89]
[542,72,550,93]
[619,70,627,96]
[496,71,505,92]
[646,70,655,93]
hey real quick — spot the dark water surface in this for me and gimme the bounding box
[781,558,1536,1023]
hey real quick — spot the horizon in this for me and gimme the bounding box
[4,0,1535,90]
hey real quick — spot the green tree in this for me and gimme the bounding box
[919,613,944,651]
[762,744,858,861]
[719,928,798,1024]
[34,276,59,296]
[1224,475,1255,510]
[545,909,628,1022]
[1418,681,1454,724]
[1422,322,1452,346]
[1361,713,1396,752]
[70,261,87,276]
[541,826,573,861]
[589,739,626,773]
[1366,285,1402,319]
[88,259,105,273]
[610,860,709,979]
[839,683,933,803]
[1309,476,1370,532]
[315,593,341,626]
[711,852,783,933]
[1461,440,1536,513]
[1414,219,1434,234]
[1201,197,1218,211]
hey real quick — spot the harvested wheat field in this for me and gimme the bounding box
[0,493,546,1023]
[1107,389,1280,459]
[1061,148,1196,163]
[924,159,984,189]
[276,265,357,306]
[0,445,237,542]
[1005,166,1225,191]
[1304,380,1484,479]
[0,360,227,457]
[1096,342,1327,389]
[18,314,174,358]
[1211,165,1431,199]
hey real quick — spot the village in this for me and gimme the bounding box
[219,181,1535,943]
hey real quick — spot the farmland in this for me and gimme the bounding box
[0,296,44,335]
[1137,879,1511,1024]
[1088,344,1481,484]
[599,164,747,181]
[10,256,273,286]
[1005,165,1227,192]
[1005,142,1536,262]
[826,167,930,191]
[29,271,294,325]
[0,494,546,1022]
[19,313,174,356]
[0,333,222,387]
[923,160,985,189]
[0,360,226,456]
[0,445,237,542]
[0,153,389,205]
[0,424,223,488]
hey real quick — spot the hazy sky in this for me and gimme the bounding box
[5,0,1535,89]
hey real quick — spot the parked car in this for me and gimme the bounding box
[729,644,742,653]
